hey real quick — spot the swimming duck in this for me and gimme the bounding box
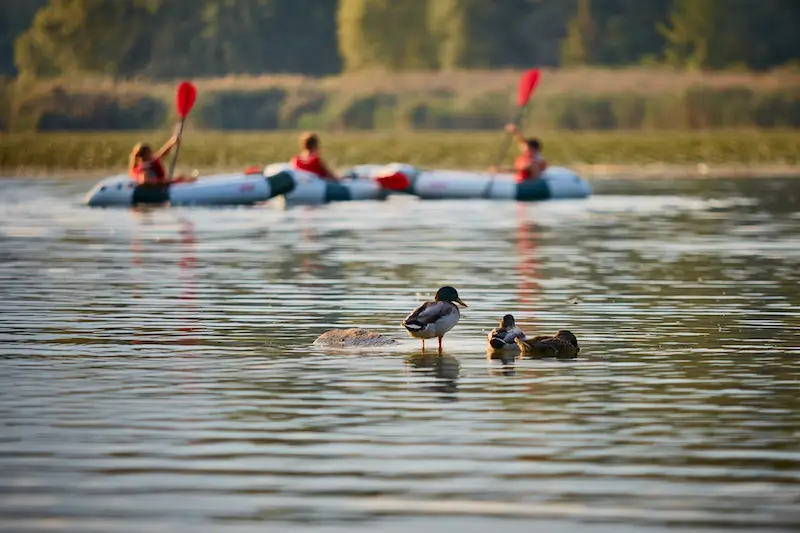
[515,330,580,359]
[486,314,526,353]
[402,286,467,353]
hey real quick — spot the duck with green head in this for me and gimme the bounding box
[402,286,467,353]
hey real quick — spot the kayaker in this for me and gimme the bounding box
[491,123,548,182]
[128,135,194,186]
[290,132,339,181]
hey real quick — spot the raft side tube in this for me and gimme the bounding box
[83,174,136,206]
[84,171,295,207]
[266,166,389,205]
[406,166,590,201]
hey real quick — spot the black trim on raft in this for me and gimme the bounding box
[324,182,353,203]
[265,170,298,197]
[515,178,552,201]
[405,172,419,195]
[132,184,170,205]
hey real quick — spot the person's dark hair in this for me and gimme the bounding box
[526,138,541,151]
[300,132,319,151]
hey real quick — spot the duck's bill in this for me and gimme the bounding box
[455,298,467,307]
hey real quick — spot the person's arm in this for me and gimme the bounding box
[505,123,526,145]
[318,158,339,181]
[154,135,179,160]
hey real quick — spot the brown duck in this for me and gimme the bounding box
[515,330,580,359]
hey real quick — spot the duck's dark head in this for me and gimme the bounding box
[499,314,516,328]
[435,286,467,307]
[555,330,579,350]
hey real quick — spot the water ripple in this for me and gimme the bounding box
[0,176,799,532]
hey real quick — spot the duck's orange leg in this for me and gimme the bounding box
[438,336,443,353]
[421,339,425,354]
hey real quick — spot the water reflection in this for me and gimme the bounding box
[515,203,541,314]
[0,177,798,532]
[405,353,460,398]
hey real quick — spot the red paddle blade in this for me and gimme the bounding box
[375,171,410,192]
[517,68,541,107]
[176,81,197,118]
[243,165,262,175]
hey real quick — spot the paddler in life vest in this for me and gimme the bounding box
[290,132,339,181]
[128,135,195,186]
[491,123,548,183]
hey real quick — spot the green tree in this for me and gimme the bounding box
[560,0,596,66]
[428,0,505,69]
[657,0,799,70]
[338,0,435,71]
[659,0,724,69]
[14,0,156,79]
[0,0,47,75]
[587,0,672,65]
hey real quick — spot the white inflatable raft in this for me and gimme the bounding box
[83,171,297,207]
[382,165,591,201]
[263,164,389,205]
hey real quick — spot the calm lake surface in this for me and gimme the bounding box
[0,176,798,533]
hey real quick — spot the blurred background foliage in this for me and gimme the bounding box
[0,0,797,132]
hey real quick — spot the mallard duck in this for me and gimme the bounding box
[516,330,580,359]
[487,314,526,352]
[402,286,467,352]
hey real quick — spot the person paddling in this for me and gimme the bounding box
[490,123,548,182]
[290,132,339,181]
[129,135,194,186]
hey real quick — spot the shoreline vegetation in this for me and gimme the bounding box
[2,68,799,133]
[1,130,797,179]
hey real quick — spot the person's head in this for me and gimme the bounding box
[129,143,152,168]
[521,138,541,154]
[300,132,320,153]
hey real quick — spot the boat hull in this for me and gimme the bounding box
[83,172,296,207]
[400,167,591,201]
[264,164,389,206]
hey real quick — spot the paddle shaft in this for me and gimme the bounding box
[483,106,526,198]
[492,106,525,169]
[168,118,186,180]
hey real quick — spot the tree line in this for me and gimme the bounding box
[1,0,798,79]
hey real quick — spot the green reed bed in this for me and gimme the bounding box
[1,130,798,175]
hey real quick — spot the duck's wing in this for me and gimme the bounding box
[403,300,457,330]
[488,326,525,350]
[515,335,558,358]
[517,335,579,359]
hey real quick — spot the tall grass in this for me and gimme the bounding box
[1,130,797,174]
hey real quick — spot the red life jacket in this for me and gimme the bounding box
[290,153,333,179]
[134,158,167,183]
[514,152,547,183]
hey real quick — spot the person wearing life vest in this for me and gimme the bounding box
[128,134,195,186]
[491,123,548,183]
[290,132,339,181]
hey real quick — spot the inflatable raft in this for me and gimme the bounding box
[83,172,297,207]
[264,164,390,205]
[382,165,591,201]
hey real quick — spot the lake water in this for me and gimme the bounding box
[0,176,798,533]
